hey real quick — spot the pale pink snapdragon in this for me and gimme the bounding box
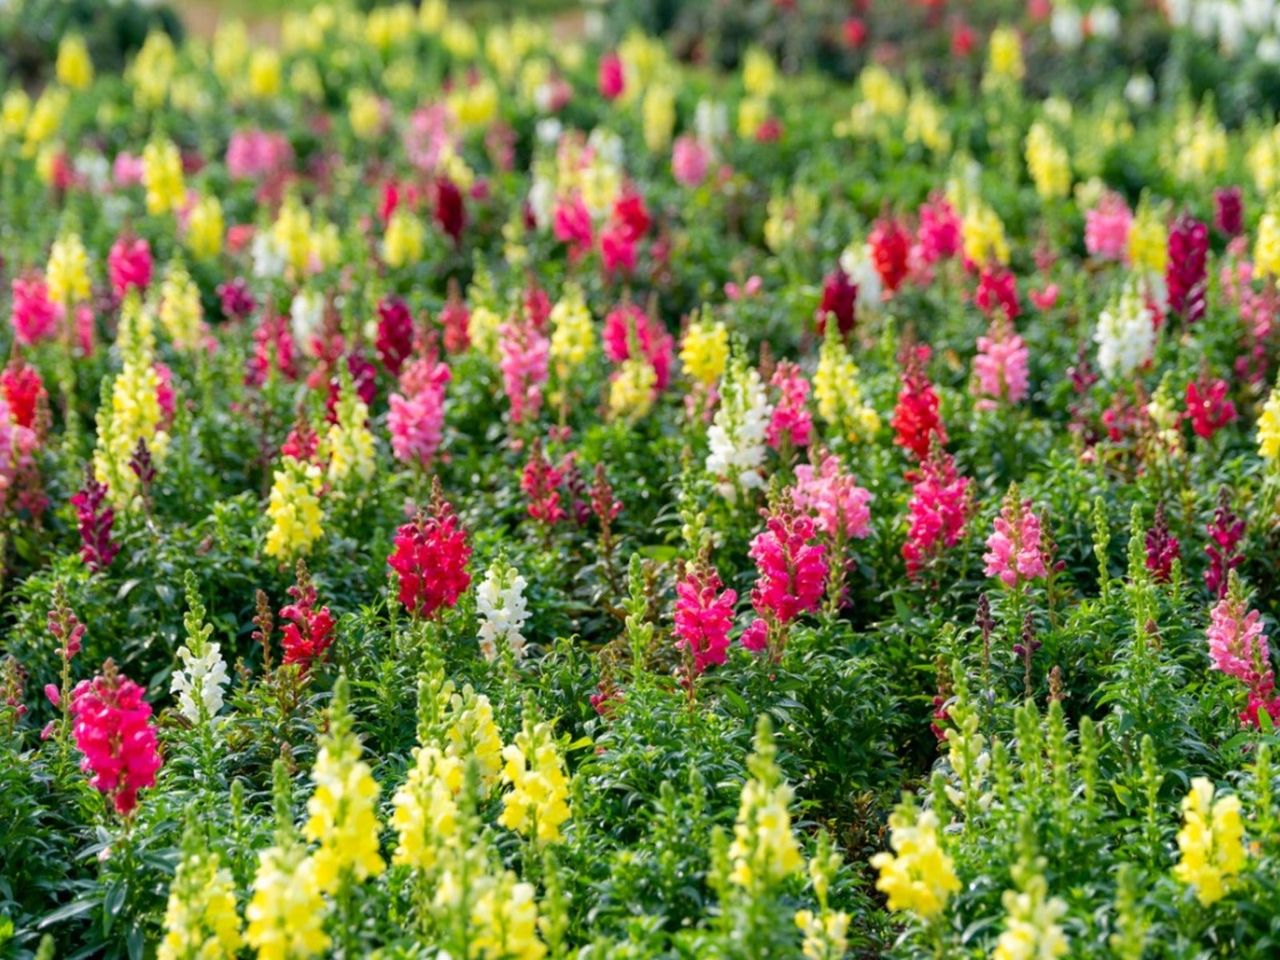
[790,450,872,541]
[498,319,550,425]
[1084,192,1132,262]
[388,356,451,467]
[972,317,1030,409]
[983,491,1048,588]
[765,361,812,451]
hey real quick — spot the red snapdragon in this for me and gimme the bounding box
[387,492,473,619]
[70,661,162,816]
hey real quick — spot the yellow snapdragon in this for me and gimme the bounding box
[143,138,185,216]
[1259,377,1280,463]
[499,719,572,846]
[1173,777,1247,907]
[264,458,324,561]
[159,849,242,960]
[608,357,656,421]
[680,316,729,386]
[813,326,880,443]
[391,745,463,872]
[47,230,91,307]
[1025,122,1071,200]
[869,799,960,918]
[443,686,505,787]
[245,845,330,960]
[158,261,205,351]
[1128,199,1168,275]
[187,194,224,261]
[549,283,596,375]
[382,208,424,268]
[56,34,94,90]
[728,719,804,892]
[962,200,1010,266]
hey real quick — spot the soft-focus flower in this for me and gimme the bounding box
[142,138,185,216]
[245,845,330,960]
[264,457,324,561]
[187,194,224,261]
[1166,214,1208,323]
[499,318,550,425]
[56,34,94,90]
[1259,377,1280,462]
[814,326,879,443]
[389,356,450,467]
[1173,778,1247,907]
[1094,279,1155,380]
[706,359,772,500]
[1185,376,1236,440]
[992,870,1070,960]
[158,848,242,960]
[892,346,946,460]
[766,361,812,451]
[973,317,1030,409]
[1084,192,1132,262]
[986,25,1025,85]
[9,274,60,346]
[903,452,970,577]
[1205,489,1245,599]
[71,661,162,816]
[1025,122,1071,200]
[72,468,119,572]
[46,231,91,307]
[672,134,710,186]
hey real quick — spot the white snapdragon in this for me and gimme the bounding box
[172,640,229,723]
[706,361,772,501]
[1094,279,1156,381]
[476,560,531,663]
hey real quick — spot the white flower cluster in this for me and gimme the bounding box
[171,640,229,724]
[1094,279,1156,381]
[476,561,531,663]
[1167,0,1280,61]
[706,363,772,501]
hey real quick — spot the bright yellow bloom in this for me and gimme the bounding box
[349,89,384,141]
[1128,200,1168,275]
[448,78,498,131]
[794,908,850,960]
[188,194,224,261]
[986,26,1025,85]
[419,0,447,32]
[499,719,572,846]
[443,686,504,786]
[382,208,423,268]
[1173,777,1247,907]
[2,88,31,138]
[728,719,804,891]
[618,30,666,99]
[869,803,960,918]
[1259,381,1280,462]
[129,31,177,110]
[56,34,94,90]
[738,96,768,141]
[814,327,880,443]
[468,305,503,363]
[94,294,169,505]
[643,85,676,154]
[1256,206,1280,280]
[963,201,1010,266]
[159,850,242,960]
[212,20,249,84]
[143,138,185,216]
[47,230,90,306]
[992,870,1069,960]
[608,358,656,421]
[905,91,950,154]
[469,873,547,960]
[366,3,415,52]
[441,19,478,59]
[1025,122,1071,201]
[304,687,385,893]
[289,61,324,102]
[391,745,463,872]
[549,283,596,375]
[159,261,205,351]
[265,458,324,561]
[323,396,376,488]
[23,87,67,155]
[248,48,282,100]
[742,46,777,98]
[245,846,330,960]
[680,316,729,386]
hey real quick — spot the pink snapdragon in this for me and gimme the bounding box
[388,356,451,467]
[672,135,710,187]
[765,361,812,451]
[226,129,293,180]
[673,562,738,676]
[915,195,962,265]
[983,492,1048,589]
[107,235,153,297]
[1084,191,1132,262]
[71,661,162,816]
[499,319,550,425]
[741,504,828,656]
[902,452,970,577]
[521,443,567,525]
[1207,592,1269,686]
[790,451,872,541]
[10,274,61,346]
[972,317,1030,409]
[602,301,673,391]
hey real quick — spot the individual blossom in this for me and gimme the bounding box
[916,194,962,265]
[158,261,206,352]
[1206,583,1271,690]
[602,301,673,391]
[264,457,324,562]
[974,267,1020,322]
[56,33,94,89]
[476,557,531,663]
[991,866,1070,960]
[1185,375,1236,440]
[972,316,1030,409]
[71,660,163,816]
[765,361,812,452]
[1145,504,1181,583]
[1085,192,1133,263]
[791,451,872,542]
[521,443,567,525]
[870,798,960,918]
[187,194,224,261]
[742,502,828,655]
[817,267,857,338]
[158,842,242,960]
[892,345,946,460]
[499,318,550,425]
[304,676,385,893]
[9,274,60,346]
[1173,778,1247,907]
[548,282,596,381]
[706,357,772,500]
[1215,186,1243,237]
[728,717,804,892]
[71,467,119,572]
[322,381,376,489]
[107,235,153,298]
[672,134,710,187]
[442,685,505,787]
[679,315,729,387]
[245,844,330,960]
[961,200,1009,267]
[375,296,415,377]
[279,563,336,671]
[500,717,572,846]
[468,872,546,960]
[1024,121,1071,200]
[388,492,473,619]
[1094,278,1155,381]
[1204,488,1245,599]
[388,356,451,467]
[1128,198,1169,277]
[607,357,656,421]
[983,489,1048,589]
[1166,214,1208,324]
[902,452,971,578]
[46,230,91,308]
[673,560,738,676]
[382,207,424,268]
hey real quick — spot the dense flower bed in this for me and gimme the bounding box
[8,2,1280,957]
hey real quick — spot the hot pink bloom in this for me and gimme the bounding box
[983,493,1048,589]
[553,196,593,260]
[74,303,95,356]
[600,222,637,275]
[70,662,162,816]
[499,319,550,425]
[10,274,61,346]
[902,453,969,577]
[974,267,1020,320]
[1185,376,1236,440]
[598,52,626,100]
[388,356,450,467]
[742,505,828,654]
[1207,593,1269,686]
[112,152,145,187]
[972,318,1030,409]
[107,236,153,297]
[1084,192,1132,262]
[916,195,962,265]
[226,129,293,180]
[674,563,738,675]
[791,451,872,541]
[154,362,176,426]
[387,496,472,619]
[672,135,710,187]
[602,302,673,390]
[440,292,471,355]
[1030,284,1059,311]
[766,361,812,451]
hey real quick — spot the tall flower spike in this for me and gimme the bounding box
[1173,777,1246,906]
[673,559,738,677]
[71,659,162,816]
[983,489,1049,589]
[892,345,946,460]
[476,556,531,663]
[171,572,229,724]
[499,716,572,847]
[387,485,472,619]
[728,716,804,893]
[741,500,828,657]
[279,561,336,671]
[870,795,960,918]
[705,352,772,500]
